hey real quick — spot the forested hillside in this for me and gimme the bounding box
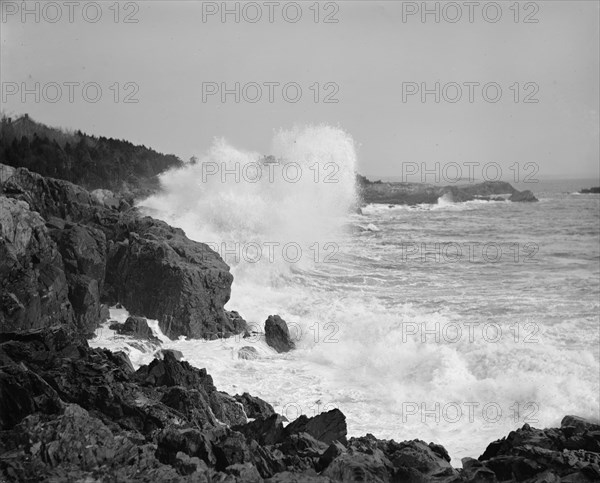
[0,114,183,197]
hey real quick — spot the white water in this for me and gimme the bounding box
[91,125,600,466]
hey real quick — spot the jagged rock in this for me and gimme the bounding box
[210,391,247,426]
[105,214,244,339]
[579,187,600,194]
[110,315,161,344]
[155,427,217,467]
[233,414,287,446]
[316,441,347,472]
[161,386,218,429]
[135,351,216,394]
[1,165,247,340]
[0,197,74,333]
[226,310,249,334]
[264,315,295,353]
[234,392,275,420]
[285,409,347,445]
[50,223,107,336]
[478,421,600,481]
[238,346,260,360]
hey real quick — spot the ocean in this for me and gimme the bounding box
[91,126,600,465]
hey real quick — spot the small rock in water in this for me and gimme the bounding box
[110,316,161,343]
[264,315,296,353]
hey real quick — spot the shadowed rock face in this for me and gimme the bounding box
[0,164,246,339]
[0,197,74,333]
[264,315,296,353]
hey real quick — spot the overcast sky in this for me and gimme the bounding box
[1,1,598,179]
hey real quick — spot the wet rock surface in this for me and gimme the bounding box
[0,164,246,339]
[265,315,296,353]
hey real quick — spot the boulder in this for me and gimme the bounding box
[234,392,275,420]
[110,315,161,344]
[264,315,296,353]
[134,351,216,393]
[285,409,347,445]
[105,215,244,339]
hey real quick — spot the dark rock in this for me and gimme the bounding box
[155,426,217,467]
[161,386,217,429]
[285,408,347,445]
[234,392,275,420]
[316,440,347,472]
[264,315,296,353]
[509,189,538,202]
[135,351,216,393]
[478,420,600,481]
[110,315,161,344]
[226,310,249,334]
[225,462,263,482]
[210,391,247,426]
[561,415,600,433]
[105,214,244,340]
[50,223,107,336]
[1,165,247,340]
[580,187,600,194]
[233,414,287,446]
[0,197,74,334]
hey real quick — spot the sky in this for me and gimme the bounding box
[1,0,599,180]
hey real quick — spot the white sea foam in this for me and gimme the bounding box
[103,125,600,466]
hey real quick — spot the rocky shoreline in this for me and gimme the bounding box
[357,175,539,205]
[1,165,599,482]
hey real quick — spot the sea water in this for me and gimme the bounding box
[91,126,600,464]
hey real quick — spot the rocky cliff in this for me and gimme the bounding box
[0,164,245,339]
[1,165,598,482]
